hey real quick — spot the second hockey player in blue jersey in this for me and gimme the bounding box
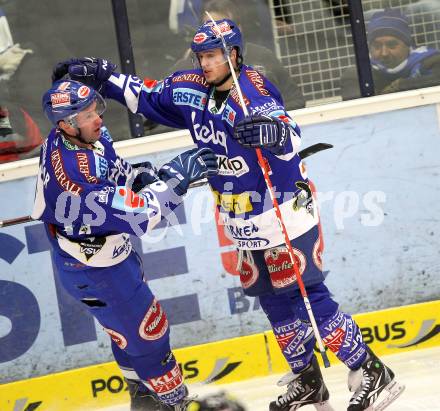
[53,19,404,411]
[32,79,217,411]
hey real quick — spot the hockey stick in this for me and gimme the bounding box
[206,13,331,367]
[0,143,332,228]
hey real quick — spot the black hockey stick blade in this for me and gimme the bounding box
[298,142,333,160]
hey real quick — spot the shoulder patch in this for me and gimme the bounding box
[100,127,113,143]
[245,69,270,96]
[230,85,250,108]
[76,152,98,184]
[172,73,208,88]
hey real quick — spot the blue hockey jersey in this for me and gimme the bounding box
[31,127,182,267]
[105,66,318,250]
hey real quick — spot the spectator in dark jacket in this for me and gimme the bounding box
[341,8,440,100]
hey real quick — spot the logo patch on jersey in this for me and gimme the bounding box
[173,88,207,110]
[100,127,113,142]
[251,99,284,116]
[144,77,158,90]
[191,111,228,153]
[139,298,169,341]
[238,251,259,289]
[292,181,314,217]
[113,187,145,210]
[62,136,79,150]
[112,235,131,259]
[213,190,253,214]
[222,104,236,127]
[143,77,164,93]
[79,224,91,235]
[313,236,323,271]
[264,246,306,289]
[226,223,270,249]
[103,327,128,349]
[78,85,90,98]
[51,92,70,108]
[145,363,183,395]
[92,140,105,157]
[79,237,107,261]
[97,186,114,204]
[246,69,270,96]
[51,148,83,195]
[76,152,98,184]
[172,73,208,87]
[95,155,108,179]
[229,86,250,108]
[217,155,249,177]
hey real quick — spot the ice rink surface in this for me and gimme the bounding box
[103,347,440,411]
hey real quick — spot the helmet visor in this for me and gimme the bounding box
[64,93,107,128]
[192,46,233,69]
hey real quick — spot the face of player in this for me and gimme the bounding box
[197,48,238,89]
[370,35,410,69]
[60,101,103,146]
[197,48,230,84]
[76,101,103,143]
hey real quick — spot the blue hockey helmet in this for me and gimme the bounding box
[191,19,243,56]
[42,80,106,127]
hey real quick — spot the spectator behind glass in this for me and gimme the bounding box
[0,7,43,163]
[341,8,440,100]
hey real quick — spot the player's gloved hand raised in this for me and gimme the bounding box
[52,57,116,92]
[130,161,159,193]
[158,148,218,196]
[233,115,290,155]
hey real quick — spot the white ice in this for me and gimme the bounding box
[103,346,440,411]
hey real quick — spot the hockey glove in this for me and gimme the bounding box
[52,57,116,92]
[233,115,290,155]
[158,148,218,196]
[130,161,159,193]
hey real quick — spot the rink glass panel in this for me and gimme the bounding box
[0,0,129,160]
[2,0,440,165]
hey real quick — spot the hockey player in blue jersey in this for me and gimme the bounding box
[53,19,404,411]
[31,79,218,411]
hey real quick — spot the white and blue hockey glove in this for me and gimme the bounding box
[130,161,159,193]
[158,148,218,196]
[52,57,116,92]
[233,115,290,155]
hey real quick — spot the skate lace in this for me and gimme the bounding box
[350,369,373,405]
[276,378,305,406]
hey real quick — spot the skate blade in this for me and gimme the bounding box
[372,379,406,411]
[314,400,336,411]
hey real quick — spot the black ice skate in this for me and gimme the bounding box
[347,348,405,411]
[126,378,161,411]
[269,355,335,411]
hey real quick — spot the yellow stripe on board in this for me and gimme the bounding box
[267,300,440,373]
[1,301,439,411]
